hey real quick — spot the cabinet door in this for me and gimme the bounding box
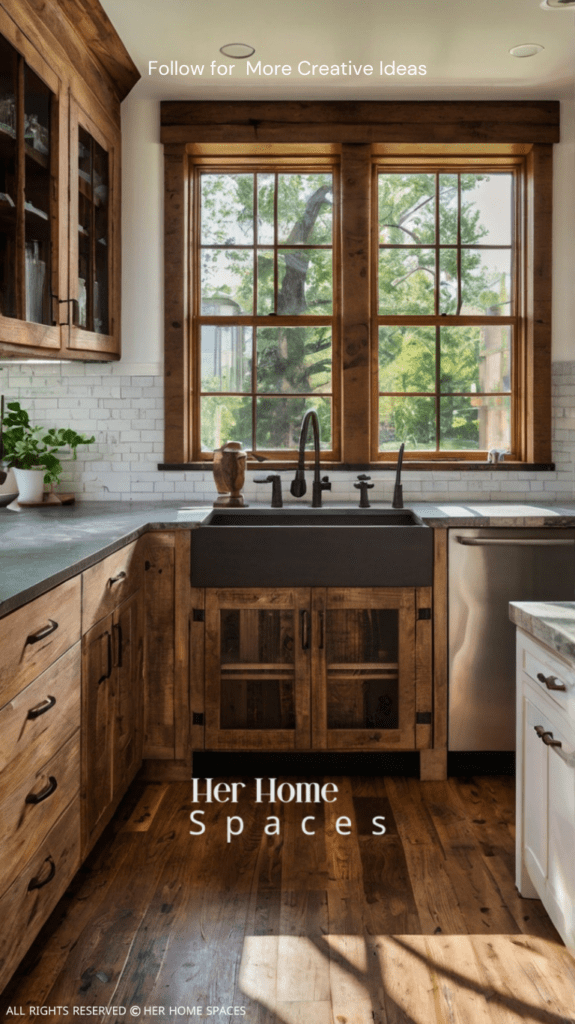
[313,588,417,750]
[67,96,119,355]
[205,589,311,750]
[546,716,575,946]
[0,15,65,354]
[81,612,114,851]
[113,589,144,798]
[522,693,550,893]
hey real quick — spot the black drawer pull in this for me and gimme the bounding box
[536,672,567,692]
[27,695,57,719]
[108,570,127,586]
[28,856,56,891]
[26,620,58,645]
[97,631,113,685]
[25,776,58,805]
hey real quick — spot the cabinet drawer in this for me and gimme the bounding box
[0,644,81,776]
[0,730,80,900]
[520,631,575,716]
[0,796,80,994]
[82,540,143,632]
[0,577,81,708]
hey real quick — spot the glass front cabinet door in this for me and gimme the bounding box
[68,98,119,355]
[0,26,63,352]
[204,587,429,752]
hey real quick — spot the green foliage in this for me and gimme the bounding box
[1,401,95,485]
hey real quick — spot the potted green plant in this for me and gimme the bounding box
[0,400,95,503]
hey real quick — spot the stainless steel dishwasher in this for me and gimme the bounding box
[448,527,575,751]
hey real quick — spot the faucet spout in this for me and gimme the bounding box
[290,409,331,507]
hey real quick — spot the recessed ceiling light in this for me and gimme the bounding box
[219,43,255,59]
[509,43,545,57]
[540,0,575,9]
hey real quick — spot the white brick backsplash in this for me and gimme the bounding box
[1,359,574,502]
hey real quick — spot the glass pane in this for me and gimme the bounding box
[200,395,252,451]
[200,173,253,245]
[24,65,53,325]
[219,608,296,731]
[379,395,436,451]
[439,248,512,315]
[201,325,252,393]
[440,326,511,393]
[256,326,332,394]
[257,173,274,244]
[278,249,332,314]
[93,138,109,334]
[379,174,435,244]
[0,37,18,318]
[256,249,274,314]
[439,395,511,451]
[379,326,435,393]
[278,173,333,245]
[379,248,435,315]
[438,174,458,245]
[326,609,399,731]
[201,249,253,315]
[461,173,512,246]
[255,396,331,450]
[77,127,91,329]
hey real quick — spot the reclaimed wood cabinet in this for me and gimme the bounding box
[82,550,144,855]
[0,0,138,359]
[0,578,82,993]
[202,585,432,756]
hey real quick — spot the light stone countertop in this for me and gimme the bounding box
[509,601,575,664]
[2,498,575,618]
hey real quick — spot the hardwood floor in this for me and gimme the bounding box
[2,774,575,1024]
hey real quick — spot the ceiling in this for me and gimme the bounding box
[99,0,574,102]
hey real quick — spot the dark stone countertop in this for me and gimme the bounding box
[2,498,575,618]
[510,601,575,664]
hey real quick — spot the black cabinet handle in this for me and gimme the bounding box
[542,731,562,748]
[536,672,566,692]
[98,631,113,685]
[25,620,58,645]
[301,610,311,650]
[25,776,58,805]
[27,695,57,719]
[318,611,325,650]
[108,571,127,586]
[28,856,56,891]
[114,622,123,668]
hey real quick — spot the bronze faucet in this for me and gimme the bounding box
[290,409,331,507]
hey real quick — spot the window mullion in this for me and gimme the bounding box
[340,144,372,465]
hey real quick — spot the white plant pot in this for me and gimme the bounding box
[14,467,45,503]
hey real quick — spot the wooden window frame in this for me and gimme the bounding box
[191,158,340,462]
[161,102,558,468]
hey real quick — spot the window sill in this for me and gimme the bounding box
[158,461,556,473]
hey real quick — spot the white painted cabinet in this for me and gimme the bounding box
[516,628,575,950]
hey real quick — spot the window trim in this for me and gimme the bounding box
[161,102,558,467]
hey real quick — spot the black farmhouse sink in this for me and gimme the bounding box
[190,507,433,587]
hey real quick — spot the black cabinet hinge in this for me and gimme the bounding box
[192,712,204,726]
[416,712,432,725]
[418,608,432,620]
[193,609,205,622]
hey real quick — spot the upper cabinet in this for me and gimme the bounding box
[0,0,139,361]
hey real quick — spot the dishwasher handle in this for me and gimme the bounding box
[456,537,574,547]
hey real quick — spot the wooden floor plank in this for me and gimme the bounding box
[2,774,575,1024]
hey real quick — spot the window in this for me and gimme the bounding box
[161,103,557,467]
[376,168,516,456]
[195,166,337,456]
